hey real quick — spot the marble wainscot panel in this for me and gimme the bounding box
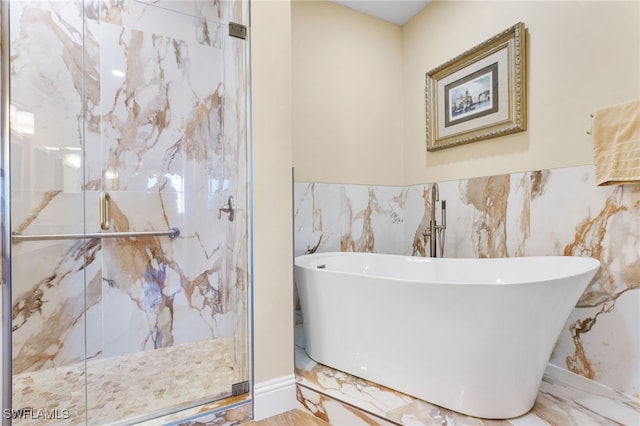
[294,164,639,404]
[10,0,249,423]
[528,168,639,398]
[294,183,406,256]
[403,175,529,258]
[404,165,640,398]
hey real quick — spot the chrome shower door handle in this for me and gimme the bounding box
[218,195,236,221]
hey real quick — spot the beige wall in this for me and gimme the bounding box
[291,1,640,186]
[249,0,640,386]
[251,0,294,384]
[292,0,404,185]
[404,1,640,184]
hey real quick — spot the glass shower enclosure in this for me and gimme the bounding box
[1,1,251,424]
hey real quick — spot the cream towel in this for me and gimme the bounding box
[592,99,640,186]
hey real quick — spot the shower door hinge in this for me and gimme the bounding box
[231,381,250,396]
[229,22,247,40]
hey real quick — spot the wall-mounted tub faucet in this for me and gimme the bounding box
[422,183,446,257]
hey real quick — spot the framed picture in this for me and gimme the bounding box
[425,22,527,151]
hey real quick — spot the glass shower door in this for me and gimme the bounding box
[9,1,90,424]
[8,0,250,424]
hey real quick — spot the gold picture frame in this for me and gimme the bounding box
[425,22,527,151]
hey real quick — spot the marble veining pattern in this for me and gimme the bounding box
[294,164,640,398]
[12,338,244,425]
[296,326,640,426]
[297,386,396,426]
[294,183,405,256]
[141,397,252,426]
[9,0,250,423]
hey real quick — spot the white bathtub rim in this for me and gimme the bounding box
[294,252,600,286]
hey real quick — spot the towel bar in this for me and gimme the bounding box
[11,227,180,242]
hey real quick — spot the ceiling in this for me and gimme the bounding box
[329,0,431,26]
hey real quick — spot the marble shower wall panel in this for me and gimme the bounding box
[90,0,250,359]
[11,192,103,372]
[11,236,103,373]
[9,1,85,215]
[9,1,94,373]
[91,1,226,357]
[11,0,250,377]
[89,9,225,192]
[96,191,201,357]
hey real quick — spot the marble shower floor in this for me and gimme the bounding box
[295,327,640,425]
[12,338,245,425]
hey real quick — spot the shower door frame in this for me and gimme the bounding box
[1,0,13,424]
[0,0,254,423]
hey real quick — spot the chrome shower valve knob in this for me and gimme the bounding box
[218,195,236,221]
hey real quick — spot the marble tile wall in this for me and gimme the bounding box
[8,0,250,422]
[294,164,640,398]
[294,183,405,256]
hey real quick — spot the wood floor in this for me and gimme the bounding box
[243,409,330,426]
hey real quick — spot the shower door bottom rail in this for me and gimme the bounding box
[11,227,180,242]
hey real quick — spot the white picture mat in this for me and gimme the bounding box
[436,45,510,139]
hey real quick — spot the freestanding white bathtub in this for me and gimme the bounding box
[294,252,600,419]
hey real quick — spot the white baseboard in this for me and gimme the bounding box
[253,374,297,421]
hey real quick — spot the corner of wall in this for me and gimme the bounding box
[250,0,295,403]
